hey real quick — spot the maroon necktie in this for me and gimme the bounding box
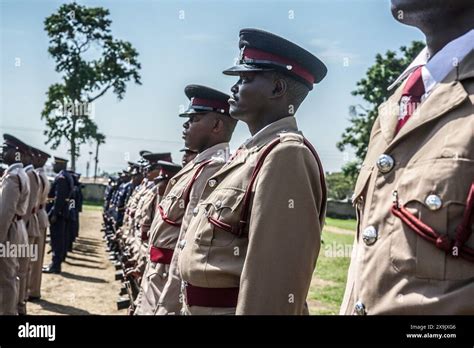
[396,66,425,134]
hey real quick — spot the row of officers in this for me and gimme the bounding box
[103,26,473,315]
[0,134,83,315]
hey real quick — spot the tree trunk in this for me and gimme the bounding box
[94,140,100,182]
[70,115,77,171]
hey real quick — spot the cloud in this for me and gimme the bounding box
[309,38,360,65]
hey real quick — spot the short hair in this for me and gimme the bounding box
[271,71,310,111]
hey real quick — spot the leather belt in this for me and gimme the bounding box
[149,246,173,264]
[185,283,239,308]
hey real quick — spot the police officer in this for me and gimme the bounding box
[127,159,182,314]
[178,29,328,315]
[66,171,83,253]
[341,1,474,315]
[114,171,132,229]
[18,146,41,314]
[43,157,74,274]
[123,153,172,275]
[131,159,182,313]
[135,84,237,315]
[27,147,51,301]
[0,134,31,315]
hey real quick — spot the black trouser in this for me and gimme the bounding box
[50,217,67,269]
[66,217,78,251]
[74,215,79,239]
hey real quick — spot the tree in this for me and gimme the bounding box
[337,41,424,184]
[326,172,354,201]
[42,2,142,171]
[93,132,105,181]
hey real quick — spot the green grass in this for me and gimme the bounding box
[325,217,357,231]
[83,200,103,207]
[308,230,354,315]
[83,202,103,211]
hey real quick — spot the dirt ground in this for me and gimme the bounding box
[28,207,125,315]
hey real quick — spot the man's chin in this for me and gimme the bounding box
[229,108,246,121]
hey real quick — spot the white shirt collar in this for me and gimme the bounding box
[193,142,230,164]
[388,29,474,93]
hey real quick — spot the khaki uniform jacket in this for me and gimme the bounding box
[36,168,51,231]
[156,143,231,315]
[0,163,30,245]
[135,142,229,315]
[24,165,41,238]
[340,50,474,315]
[138,185,159,240]
[179,117,325,315]
[128,183,156,255]
[0,163,30,314]
[126,182,154,245]
[122,180,146,232]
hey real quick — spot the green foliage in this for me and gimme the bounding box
[41,2,141,170]
[326,172,354,201]
[337,41,425,179]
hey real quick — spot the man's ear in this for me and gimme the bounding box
[212,116,224,134]
[270,78,287,99]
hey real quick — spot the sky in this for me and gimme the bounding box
[0,0,425,175]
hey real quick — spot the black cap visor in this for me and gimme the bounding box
[222,63,274,76]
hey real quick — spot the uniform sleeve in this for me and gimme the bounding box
[0,175,21,242]
[140,191,157,237]
[236,141,323,315]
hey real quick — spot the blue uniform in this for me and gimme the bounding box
[66,172,83,252]
[46,169,73,270]
[115,181,133,227]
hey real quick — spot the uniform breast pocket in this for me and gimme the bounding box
[389,158,474,281]
[144,263,170,300]
[197,188,246,247]
[159,184,186,222]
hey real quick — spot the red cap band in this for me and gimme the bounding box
[243,47,315,85]
[191,98,229,114]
